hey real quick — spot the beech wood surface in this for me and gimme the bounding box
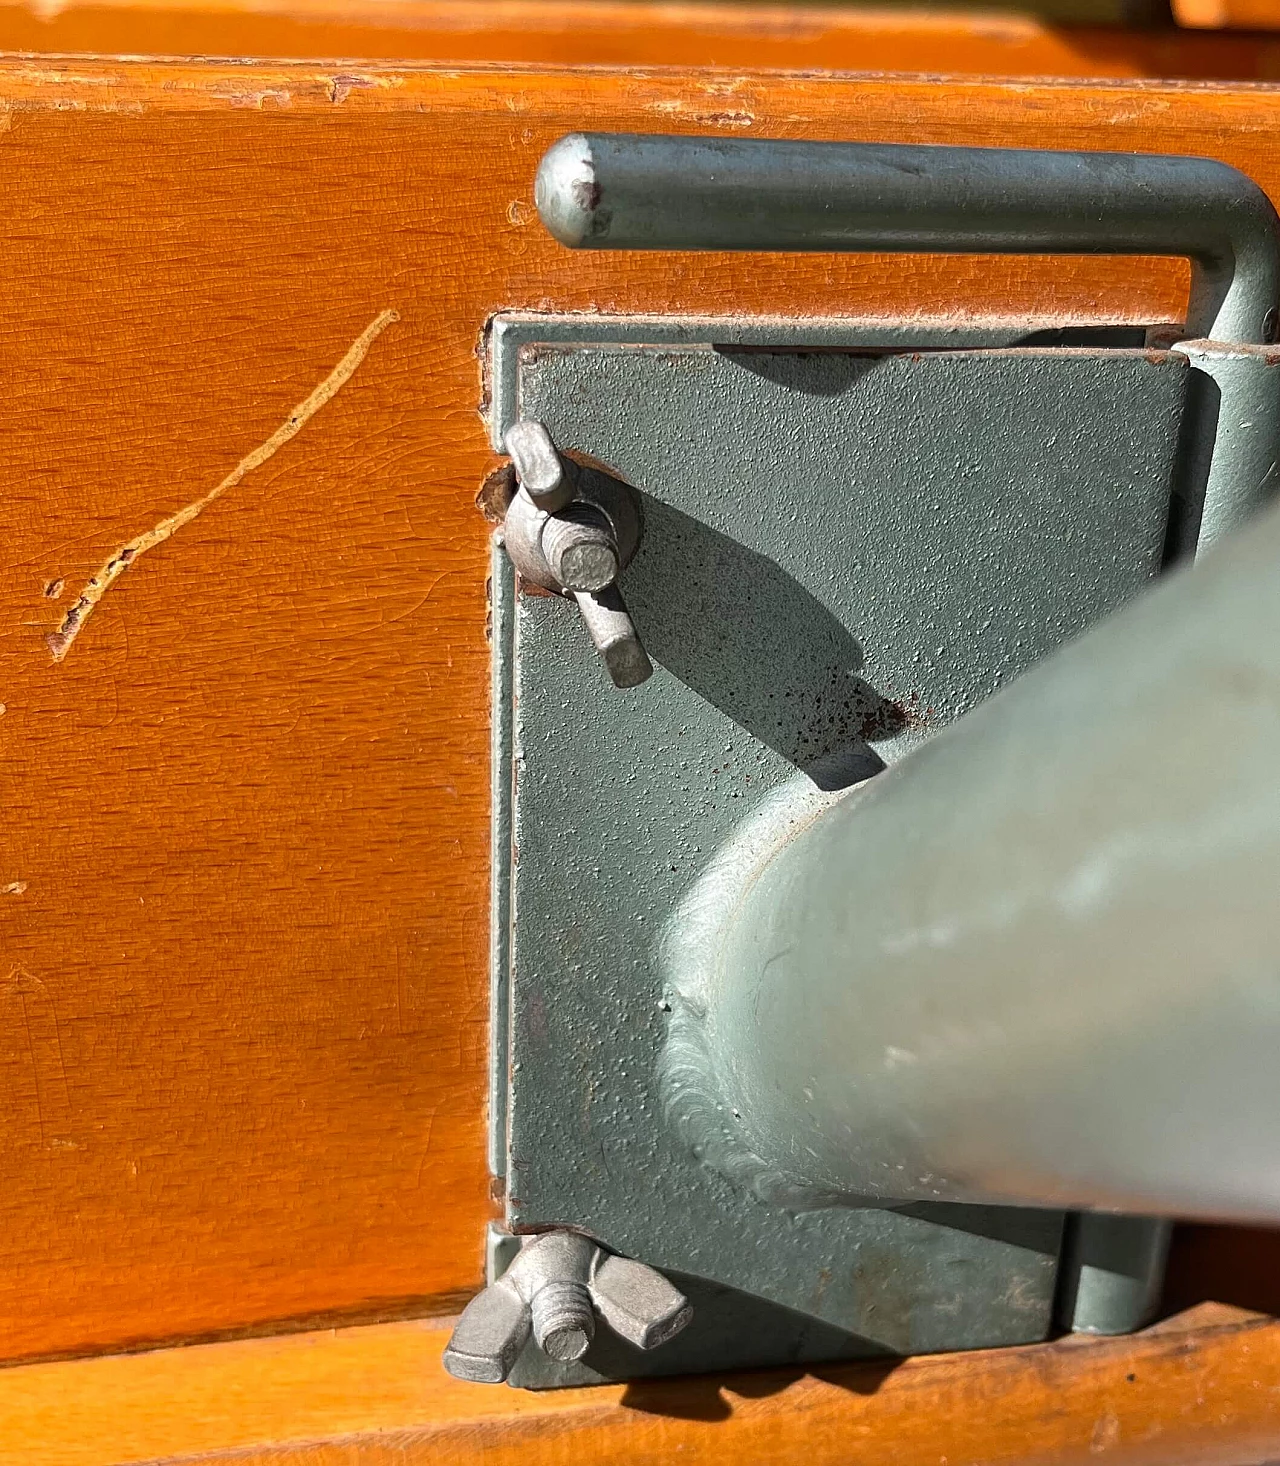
[0,56,1276,1383]
[3,0,1280,81]
[0,1302,1275,1466]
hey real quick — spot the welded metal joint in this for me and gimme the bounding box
[501,419,653,688]
[442,1231,693,1384]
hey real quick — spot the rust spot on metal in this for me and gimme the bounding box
[1145,324,1185,350]
[477,461,517,525]
[561,446,636,485]
[859,697,915,742]
[571,178,603,213]
[518,342,580,368]
[517,577,555,600]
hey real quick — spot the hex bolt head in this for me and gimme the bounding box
[530,1279,596,1362]
[540,508,620,593]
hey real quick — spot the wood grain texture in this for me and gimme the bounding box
[0,57,1276,1367]
[0,61,502,1361]
[0,1303,1276,1466]
[4,0,1280,80]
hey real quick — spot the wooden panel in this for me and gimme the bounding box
[1174,0,1280,28]
[1166,1224,1280,1317]
[0,61,500,1360]
[3,0,1280,79]
[0,1304,1277,1466]
[2,0,1278,78]
[0,57,1277,1366]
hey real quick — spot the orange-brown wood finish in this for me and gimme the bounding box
[0,1303,1276,1465]
[0,55,1274,1390]
[1173,0,1280,29]
[5,0,1280,80]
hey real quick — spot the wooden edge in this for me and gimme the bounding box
[1,1302,1274,1466]
[1173,0,1280,28]
[0,55,1277,114]
[0,0,1196,32]
[2,6,1280,80]
[0,0,1260,45]
[1174,0,1229,23]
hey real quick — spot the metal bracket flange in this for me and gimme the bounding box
[479,313,1255,1385]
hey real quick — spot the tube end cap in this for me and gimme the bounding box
[536,133,609,247]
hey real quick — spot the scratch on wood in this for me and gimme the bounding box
[329,73,376,105]
[216,87,292,110]
[46,308,400,663]
[3,882,27,895]
[1,967,71,1147]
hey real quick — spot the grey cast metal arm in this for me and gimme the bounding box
[533,133,1280,1224]
[663,491,1280,1222]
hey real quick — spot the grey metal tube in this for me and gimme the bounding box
[678,496,1280,1222]
[536,133,1280,343]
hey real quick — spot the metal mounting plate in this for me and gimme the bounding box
[489,315,1189,1385]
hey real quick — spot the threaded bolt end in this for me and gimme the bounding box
[541,510,619,593]
[530,1280,595,1362]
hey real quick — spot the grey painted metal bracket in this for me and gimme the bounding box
[484,312,1158,454]
[473,135,1280,1388]
[488,544,516,1181]
[532,135,1280,547]
[488,322,1209,1385]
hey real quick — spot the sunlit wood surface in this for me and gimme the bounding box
[0,1302,1273,1465]
[1173,0,1280,28]
[0,59,1276,1466]
[2,0,1280,79]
